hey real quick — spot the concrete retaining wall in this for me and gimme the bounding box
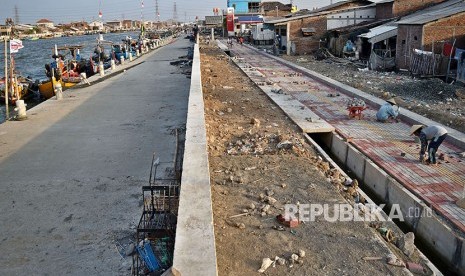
[172,44,218,275]
[327,133,464,274]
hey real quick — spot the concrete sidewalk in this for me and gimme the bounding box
[227,44,465,234]
[0,38,191,275]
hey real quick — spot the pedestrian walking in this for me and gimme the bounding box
[376,98,399,123]
[410,125,448,165]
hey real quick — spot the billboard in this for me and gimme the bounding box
[227,7,235,36]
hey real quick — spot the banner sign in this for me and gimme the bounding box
[10,39,24,53]
[227,7,235,36]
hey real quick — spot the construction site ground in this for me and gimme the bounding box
[282,54,465,134]
[200,43,429,275]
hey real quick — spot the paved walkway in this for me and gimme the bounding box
[229,44,465,233]
[0,38,190,275]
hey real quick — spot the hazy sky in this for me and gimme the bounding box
[0,0,363,24]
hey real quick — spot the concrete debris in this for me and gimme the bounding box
[261,204,271,213]
[125,243,136,256]
[406,262,425,274]
[277,140,293,150]
[397,232,415,257]
[265,189,274,196]
[290,253,299,263]
[258,258,273,273]
[223,86,234,89]
[236,223,246,229]
[265,196,277,205]
[386,254,405,267]
[276,256,286,266]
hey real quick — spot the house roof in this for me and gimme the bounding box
[205,15,223,25]
[265,3,375,25]
[358,25,397,43]
[260,2,292,11]
[375,0,394,4]
[37,18,53,23]
[396,0,465,25]
[314,0,373,13]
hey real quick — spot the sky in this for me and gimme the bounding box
[0,0,371,25]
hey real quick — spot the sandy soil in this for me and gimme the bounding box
[282,55,465,133]
[200,42,429,275]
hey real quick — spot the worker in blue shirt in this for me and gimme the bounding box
[376,98,399,122]
[410,124,448,165]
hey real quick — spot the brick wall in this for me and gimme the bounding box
[423,12,465,51]
[264,10,291,17]
[393,0,446,17]
[395,25,423,69]
[376,2,394,19]
[289,16,327,54]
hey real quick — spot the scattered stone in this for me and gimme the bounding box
[298,249,306,258]
[261,204,271,213]
[277,140,293,149]
[125,243,136,256]
[281,183,287,188]
[223,86,234,89]
[266,189,275,196]
[227,108,233,113]
[290,254,299,262]
[249,203,256,210]
[258,258,273,273]
[251,118,261,127]
[236,223,246,229]
[406,262,425,274]
[276,257,286,266]
[397,232,415,257]
[258,225,264,229]
[386,254,405,267]
[265,196,277,205]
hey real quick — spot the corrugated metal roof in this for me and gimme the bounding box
[358,25,397,43]
[265,3,375,24]
[396,0,465,25]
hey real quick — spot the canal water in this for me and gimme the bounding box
[0,31,139,123]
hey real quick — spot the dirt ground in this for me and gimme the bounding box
[200,42,430,275]
[282,55,465,133]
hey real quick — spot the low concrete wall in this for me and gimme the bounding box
[172,44,218,275]
[328,133,464,274]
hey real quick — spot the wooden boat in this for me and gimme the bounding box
[0,76,34,105]
[39,45,85,99]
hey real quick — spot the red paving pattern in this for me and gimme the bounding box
[229,45,465,232]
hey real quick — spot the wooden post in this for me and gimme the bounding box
[446,38,456,83]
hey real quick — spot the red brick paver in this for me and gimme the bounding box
[230,45,465,232]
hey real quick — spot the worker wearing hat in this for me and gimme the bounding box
[376,98,399,123]
[410,125,448,165]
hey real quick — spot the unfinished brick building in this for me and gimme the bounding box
[266,0,375,55]
[396,0,465,70]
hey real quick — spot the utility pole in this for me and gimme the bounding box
[14,5,19,25]
[173,1,178,23]
[155,0,160,22]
